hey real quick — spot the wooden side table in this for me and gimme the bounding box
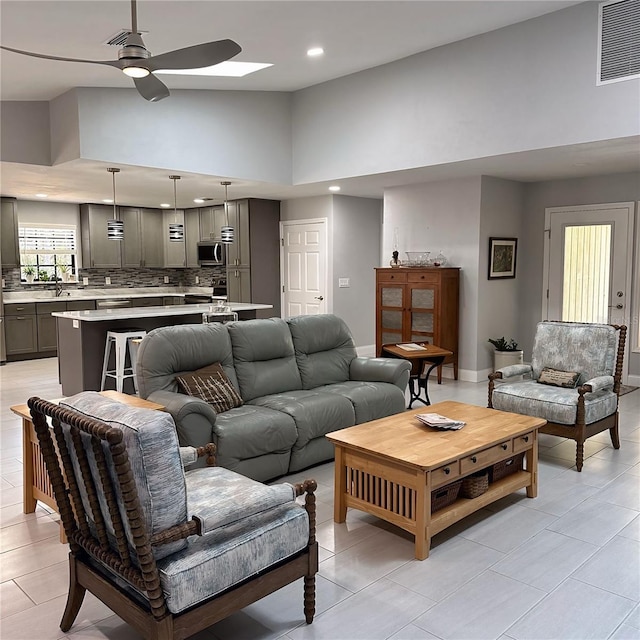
[383,343,453,408]
[11,391,165,543]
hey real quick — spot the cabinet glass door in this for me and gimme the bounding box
[410,287,434,342]
[380,285,404,345]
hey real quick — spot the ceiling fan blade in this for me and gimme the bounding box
[147,39,242,71]
[134,73,170,102]
[0,44,120,68]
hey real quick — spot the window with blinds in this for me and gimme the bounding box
[19,225,77,282]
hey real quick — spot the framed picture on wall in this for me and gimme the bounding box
[488,237,517,279]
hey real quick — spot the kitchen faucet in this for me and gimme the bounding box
[55,266,64,297]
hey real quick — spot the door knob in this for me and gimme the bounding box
[315,296,324,301]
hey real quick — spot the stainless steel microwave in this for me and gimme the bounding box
[197,241,226,266]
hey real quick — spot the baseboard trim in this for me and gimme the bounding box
[356,344,376,357]
[626,373,640,387]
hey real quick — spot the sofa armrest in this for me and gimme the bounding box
[147,390,218,453]
[581,375,615,394]
[491,364,533,380]
[349,357,412,390]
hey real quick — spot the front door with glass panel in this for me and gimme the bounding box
[545,202,634,328]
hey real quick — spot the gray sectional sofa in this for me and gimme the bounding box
[136,314,411,481]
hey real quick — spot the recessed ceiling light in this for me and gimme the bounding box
[193,198,205,204]
[160,203,171,208]
[156,61,272,78]
[328,185,340,192]
[307,47,324,57]
[102,198,114,204]
[35,193,48,198]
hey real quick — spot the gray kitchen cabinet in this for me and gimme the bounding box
[36,301,66,352]
[224,199,280,316]
[185,209,200,267]
[5,303,37,355]
[132,297,164,307]
[199,205,226,241]
[163,210,186,268]
[120,207,142,267]
[141,209,164,267]
[225,200,250,268]
[66,300,96,311]
[80,204,122,268]
[227,267,252,303]
[1,198,20,267]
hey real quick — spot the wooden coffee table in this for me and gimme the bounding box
[11,391,164,543]
[326,401,545,559]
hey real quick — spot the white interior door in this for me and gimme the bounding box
[281,219,327,318]
[544,203,634,329]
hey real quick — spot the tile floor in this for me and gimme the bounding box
[1,358,639,640]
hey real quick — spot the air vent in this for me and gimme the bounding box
[104,29,148,46]
[598,0,640,84]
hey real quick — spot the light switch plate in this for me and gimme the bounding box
[105,277,111,285]
[83,277,89,286]
[164,276,170,284]
[1,278,5,288]
[73,320,79,329]
[338,278,350,288]
[195,276,200,284]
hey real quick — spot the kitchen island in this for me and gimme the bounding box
[53,302,273,395]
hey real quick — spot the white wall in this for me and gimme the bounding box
[383,177,482,377]
[292,2,640,184]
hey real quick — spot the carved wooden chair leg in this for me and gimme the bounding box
[610,417,621,449]
[60,557,87,631]
[304,575,316,624]
[575,442,585,472]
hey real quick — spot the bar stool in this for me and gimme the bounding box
[100,329,147,394]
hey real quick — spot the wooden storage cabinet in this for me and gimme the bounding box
[375,267,460,379]
[80,204,122,268]
[199,206,226,241]
[36,301,66,352]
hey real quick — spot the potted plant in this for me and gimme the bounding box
[488,336,524,371]
[57,264,70,282]
[23,264,36,284]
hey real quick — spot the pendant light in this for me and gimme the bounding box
[106,168,124,240]
[168,175,184,242]
[220,181,234,244]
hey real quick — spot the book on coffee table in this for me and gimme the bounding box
[416,413,466,430]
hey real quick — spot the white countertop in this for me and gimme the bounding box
[52,302,272,322]
[3,287,221,304]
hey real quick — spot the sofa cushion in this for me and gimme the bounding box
[318,380,407,423]
[212,404,298,472]
[176,363,243,413]
[228,318,302,401]
[492,380,618,425]
[157,500,309,614]
[251,390,355,447]
[137,323,238,399]
[537,367,580,389]
[59,391,188,560]
[287,314,357,389]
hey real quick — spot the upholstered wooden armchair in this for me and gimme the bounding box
[29,392,318,640]
[488,321,626,471]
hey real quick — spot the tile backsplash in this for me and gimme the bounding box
[1,266,225,292]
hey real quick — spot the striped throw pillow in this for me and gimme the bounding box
[176,364,243,413]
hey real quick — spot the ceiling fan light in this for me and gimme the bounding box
[122,65,150,78]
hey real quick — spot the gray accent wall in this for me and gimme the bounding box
[292,2,639,184]
[0,102,50,166]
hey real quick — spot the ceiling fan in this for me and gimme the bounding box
[0,0,242,102]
